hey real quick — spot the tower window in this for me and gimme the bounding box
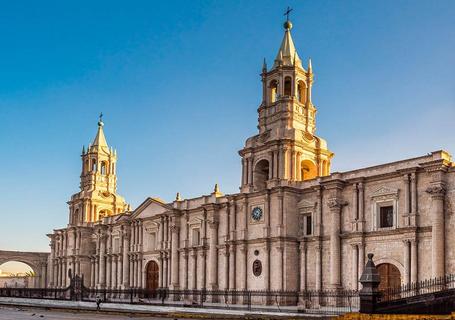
[91,159,97,172]
[253,159,270,191]
[100,162,107,175]
[192,228,200,246]
[297,80,306,103]
[269,80,278,103]
[284,77,292,96]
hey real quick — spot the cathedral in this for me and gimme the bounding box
[47,19,455,297]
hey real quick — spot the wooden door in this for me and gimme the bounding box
[377,263,401,290]
[146,261,159,291]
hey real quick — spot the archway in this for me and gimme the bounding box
[300,160,318,180]
[0,261,37,288]
[377,263,401,290]
[253,159,270,191]
[145,260,159,292]
[0,250,48,288]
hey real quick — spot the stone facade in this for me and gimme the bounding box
[47,20,455,295]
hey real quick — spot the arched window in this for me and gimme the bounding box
[91,159,97,172]
[301,160,318,180]
[297,80,307,103]
[100,162,107,175]
[269,80,278,103]
[284,76,292,96]
[253,159,270,191]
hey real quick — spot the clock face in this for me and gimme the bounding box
[251,207,263,221]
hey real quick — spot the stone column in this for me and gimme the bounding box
[183,250,189,289]
[352,184,359,232]
[411,173,418,226]
[94,257,99,287]
[138,255,143,288]
[403,240,410,285]
[273,150,279,179]
[358,243,365,282]
[90,258,95,288]
[208,221,219,290]
[328,198,344,289]
[132,256,137,288]
[277,246,284,291]
[191,249,197,289]
[106,255,112,289]
[248,157,254,186]
[112,256,117,289]
[158,255,164,288]
[200,250,207,289]
[163,254,168,287]
[426,183,446,278]
[264,242,270,291]
[358,183,365,232]
[411,240,418,284]
[223,248,229,290]
[290,150,296,180]
[299,242,307,292]
[296,152,302,181]
[117,256,122,289]
[139,220,143,251]
[171,226,180,289]
[240,244,247,290]
[228,245,236,290]
[403,174,410,216]
[352,244,359,290]
[241,159,246,185]
[99,235,106,288]
[315,243,322,291]
[122,230,130,288]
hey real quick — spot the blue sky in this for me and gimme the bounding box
[0,0,454,253]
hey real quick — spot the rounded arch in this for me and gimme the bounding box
[373,257,404,276]
[376,262,402,290]
[300,159,318,180]
[269,80,279,103]
[100,161,108,175]
[0,259,39,288]
[297,80,307,103]
[284,76,292,96]
[253,159,270,191]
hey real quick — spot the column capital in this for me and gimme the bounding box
[426,184,446,198]
[410,172,416,181]
[328,198,348,211]
[170,225,180,234]
[402,173,410,181]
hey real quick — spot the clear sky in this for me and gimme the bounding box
[0,0,454,255]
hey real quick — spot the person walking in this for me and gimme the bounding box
[96,296,102,311]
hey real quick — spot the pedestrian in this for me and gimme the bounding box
[96,296,102,311]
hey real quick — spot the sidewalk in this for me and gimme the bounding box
[0,297,333,319]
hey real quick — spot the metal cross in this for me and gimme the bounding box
[284,6,293,21]
[99,112,103,122]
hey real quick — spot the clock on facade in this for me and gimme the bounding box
[251,207,263,221]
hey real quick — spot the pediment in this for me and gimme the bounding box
[298,199,316,210]
[370,186,399,198]
[130,197,173,220]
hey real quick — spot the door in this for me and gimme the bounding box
[377,263,401,290]
[146,261,159,292]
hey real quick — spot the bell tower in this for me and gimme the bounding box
[239,17,334,192]
[67,115,129,225]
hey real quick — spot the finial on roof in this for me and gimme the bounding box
[283,6,293,30]
[214,183,220,193]
[98,112,104,127]
[82,145,85,154]
[262,58,267,72]
[176,192,182,201]
[308,58,313,73]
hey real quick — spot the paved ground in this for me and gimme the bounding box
[0,305,184,320]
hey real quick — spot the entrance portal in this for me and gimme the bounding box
[377,263,401,290]
[146,261,159,291]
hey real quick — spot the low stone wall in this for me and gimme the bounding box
[337,312,455,320]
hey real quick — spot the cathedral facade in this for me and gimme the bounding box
[47,20,455,296]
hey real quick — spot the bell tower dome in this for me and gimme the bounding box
[239,18,334,192]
